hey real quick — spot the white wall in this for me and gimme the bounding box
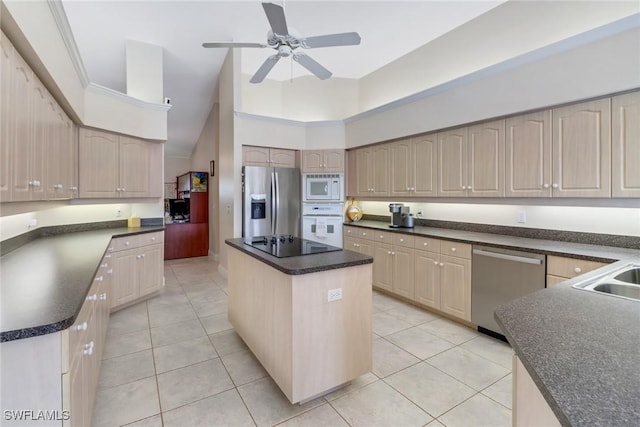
[164,157,191,183]
[356,201,640,237]
[346,25,640,147]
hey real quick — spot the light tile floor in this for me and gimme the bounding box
[93,256,513,427]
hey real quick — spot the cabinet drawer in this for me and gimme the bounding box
[109,235,140,252]
[547,255,608,279]
[373,230,393,243]
[441,241,472,259]
[138,231,164,246]
[344,226,358,238]
[414,236,441,253]
[393,234,414,248]
[358,229,375,241]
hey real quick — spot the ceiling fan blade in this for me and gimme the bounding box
[262,2,289,36]
[250,55,281,84]
[203,42,267,48]
[301,32,361,49]
[292,53,332,80]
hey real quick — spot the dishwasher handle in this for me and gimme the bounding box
[473,249,543,265]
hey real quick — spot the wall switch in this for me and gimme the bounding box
[327,288,342,302]
[517,211,526,223]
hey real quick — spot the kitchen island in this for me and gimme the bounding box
[225,238,373,404]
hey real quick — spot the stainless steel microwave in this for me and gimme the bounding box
[303,173,344,201]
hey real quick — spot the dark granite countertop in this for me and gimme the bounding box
[343,220,639,262]
[0,226,164,342]
[495,260,640,426]
[225,238,372,275]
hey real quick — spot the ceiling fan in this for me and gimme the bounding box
[202,2,361,83]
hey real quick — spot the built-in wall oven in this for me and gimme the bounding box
[301,204,344,248]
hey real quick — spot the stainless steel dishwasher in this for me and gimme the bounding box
[471,245,546,337]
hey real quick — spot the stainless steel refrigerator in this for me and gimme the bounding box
[242,166,301,240]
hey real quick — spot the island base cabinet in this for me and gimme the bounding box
[513,354,561,427]
[228,247,372,404]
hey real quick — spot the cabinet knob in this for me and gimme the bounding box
[391,251,395,256]
[75,322,88,331]
[451,247,457,252]
[574,267,582,273]
[83,341,94,356]
[151,237,156,241]
[406,187,410,191]
[461,185,467,190]
[552,183,559,189]
[440,262,444,267]
[387,251,392,255]
[356,244,360,248]
[362,232,367,236]
[379,235,384,239]
[95,276,103,282]
[121,188,126,192]
[125,241,130,246]
[101,263,108,268]
[434,261,439,265]
[543,183,550,189]
[423,242,428,246]
[399,238,404,242]
[69,186,78,191]
[87,294,98,301]
[100,293,107,301]
[411,187,415,191]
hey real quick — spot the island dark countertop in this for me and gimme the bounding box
[495,260,640,427]
[0,226,165,342]
[225,238,372,275]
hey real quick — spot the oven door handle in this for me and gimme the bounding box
[473,249,542,265]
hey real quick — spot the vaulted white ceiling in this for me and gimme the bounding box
[60,0,506,156]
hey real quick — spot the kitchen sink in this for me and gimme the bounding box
[572,263,640,302]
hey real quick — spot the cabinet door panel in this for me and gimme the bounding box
[390,139,411,197]
[612,92,640,197]
[119,136,150,197]
[302,150,323,172]
[552,99,611,197]
[0,33,13,201]
[414,250,440,309]
[356,148,372,196]
[242,146,270,166]
[139,245,164,296]
[413,135,437,197]
[506,111,552,197]
[373,243,393,291]
[323,149,344,172]
[269,148,296,168]
[11,54,33,201]
[440,255,471,321]
[358,240,374,257]
[392,247,414,299]
[438,129,467,197]
[79,129,119,198]
[111,249,138,308]
[468,120,504,197]
[371,145,389,196]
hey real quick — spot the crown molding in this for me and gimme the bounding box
[234,111,344,128]
[47,0,89,87]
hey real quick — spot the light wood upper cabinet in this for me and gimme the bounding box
[242,145,297,168]
[345,150,357,197]
[438,127,468,197]
[552,98,611,197]
[355,145,389,196]
[612,91,640,197]
[467,120,505,197]
[46,99,78,200]
[506,111,552,197]
[412,134,438,197]
[302,149,344,172]
[390,138,412,197]
[0,33,13,202]
[79,128,162,198]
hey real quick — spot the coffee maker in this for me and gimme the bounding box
[389,203,414,228]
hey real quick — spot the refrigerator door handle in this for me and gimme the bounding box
[270,171,276,235]
[274,171,280,234]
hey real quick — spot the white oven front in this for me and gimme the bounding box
[302,215,343,248]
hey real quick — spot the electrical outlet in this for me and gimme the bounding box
[327,288,342,302]
[517,211,526,224]
[27,218,37,228]
[116,209,122,217]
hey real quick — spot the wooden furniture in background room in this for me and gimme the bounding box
[164,171,209,259]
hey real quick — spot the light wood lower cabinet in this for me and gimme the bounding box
[513,354,561,427]
[414,237,472,321]
[546,255,607,287]
[110,231,164,310]
[364,228,472,322]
